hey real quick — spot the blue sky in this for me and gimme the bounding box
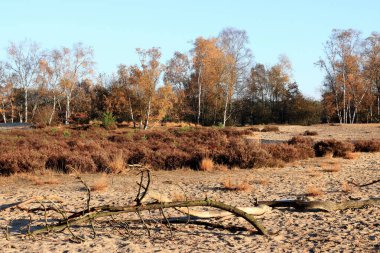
[1,0,380,99]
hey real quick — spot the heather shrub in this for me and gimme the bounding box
[261,125,279,132]
[303,130,318,136]
[247,127,261,132]
[353,139,380,152]
[1,126,374,175]
[314,139,354,157]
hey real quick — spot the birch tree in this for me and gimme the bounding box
[60,43,94,125]
[5,40,42,123]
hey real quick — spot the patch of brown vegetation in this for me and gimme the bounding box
[90,174,108,191]
[314,139,354,158]
[261,125,279,132]
[305,185,324,196]
[199,158,214,171]
[1,126,379,175]
[320,161,341,173]
[222,178,252,192]
[353,139,380,152]
[303,130,318,136]
[341,181,353,193]
[343,152,359,160]
[108,151,126,173]
[252,178,270,185]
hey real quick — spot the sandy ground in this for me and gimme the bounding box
[0,124,380,252]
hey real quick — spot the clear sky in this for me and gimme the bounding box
[1,0,379,99]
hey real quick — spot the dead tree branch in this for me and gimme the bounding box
[349,179,380,188]
[258,198,380,212]
[29,199,269,236]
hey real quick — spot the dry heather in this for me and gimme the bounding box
[0,126,379,175]
[261,125,279,132]
[303,130,318,136]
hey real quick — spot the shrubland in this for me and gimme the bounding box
[0,126,379,175]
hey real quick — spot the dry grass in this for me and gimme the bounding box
[214,164,229,171]
[90,174,108,191]
[343,152,360,160]
[341,181,353,193]
[108,151,125,173]
[172,192,186,201]
[16,172,59,185]
[252,178,270,185]
[305,185,324,197]
[199,158,214,171]
[305,168,323,178]
[320,161,341,173]
[222,178,252,192]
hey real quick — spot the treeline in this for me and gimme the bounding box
[3,28,377,127]
[317,29,380,123]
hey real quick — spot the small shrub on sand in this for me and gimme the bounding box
[199,158,214,171]
[91,174,108,191]
[222,179,252,192]
[303,130,318,136]
[261,125,279,132]
[341,181,353,193]
[108,151,125,173]
[305,185,324,196]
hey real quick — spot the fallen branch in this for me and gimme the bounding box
[30,198,269,236]
[258,198,380,212]
[349,179,380,188]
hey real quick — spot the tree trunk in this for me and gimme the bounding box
[49,95,56,125]
[24,88,28,123]
[222,85,229,127]
[65,93,70,125]
[1,99,6,123]
[128,97,136,128]
[144,97,152,130]
[10,99,14,123]
[197,66,202,125]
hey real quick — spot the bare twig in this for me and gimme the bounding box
[349,179,380,188]
[135,169,151,205]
